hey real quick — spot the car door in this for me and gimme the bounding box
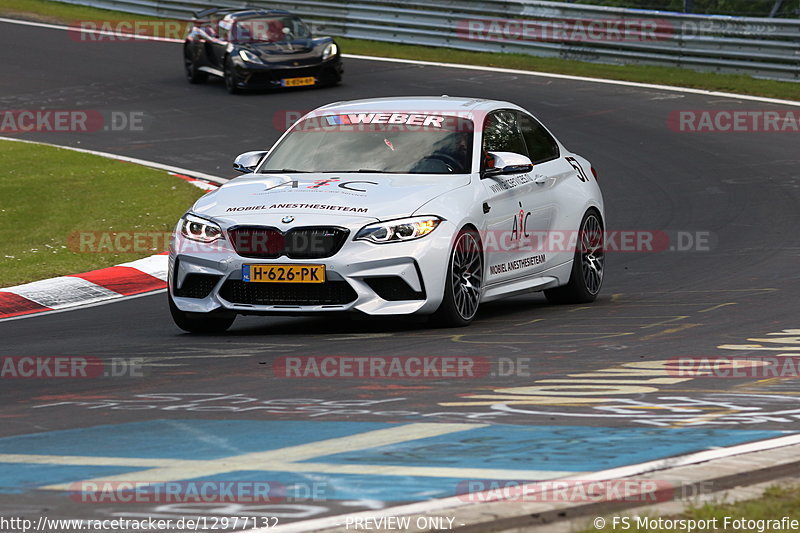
[518,111,586,269]
[206,18,231,69]
[481,110,552,286]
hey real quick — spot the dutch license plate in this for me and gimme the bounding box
[281,76,316,87]
[243,264,325,283]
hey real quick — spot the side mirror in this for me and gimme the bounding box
[482,151,534,178]
[233,151,268,174]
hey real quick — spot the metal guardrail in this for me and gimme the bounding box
[55,0,800,81]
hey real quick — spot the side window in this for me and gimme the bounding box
[518,113,560,163]
[482,111,528,160]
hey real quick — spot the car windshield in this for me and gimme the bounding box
[259,113,474,174]
[233,16,311,43]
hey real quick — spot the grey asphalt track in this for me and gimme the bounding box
[1,19,800,529]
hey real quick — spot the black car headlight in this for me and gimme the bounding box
[179,214,223,243]
[355,216,442,244]
[321,42,338,61]
[238,49,263,64]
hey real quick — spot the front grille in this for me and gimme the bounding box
[228,226,349,259]
[247,63,341,85]
[252,65,322,83]
[364,276,426,301]
[174,274,220,299]
[219,280,357,306]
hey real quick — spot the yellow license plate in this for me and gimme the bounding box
[243,264,325,283]
[281,76,316,87]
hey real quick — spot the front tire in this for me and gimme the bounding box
[223,56,241,94]
[168,292,235,333]
[184,55,208,84]
[544,209,604,304]
[431,227,484,327]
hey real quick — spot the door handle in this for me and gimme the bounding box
[533,174,548,184]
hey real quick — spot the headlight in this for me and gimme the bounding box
[355,216,442,244]
[321,42,338,61]
[179,214,223,243]
[238,49,263,64]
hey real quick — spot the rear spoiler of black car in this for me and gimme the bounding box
[192,7,288,21]
[192,7,241,21]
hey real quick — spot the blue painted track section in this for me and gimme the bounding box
[308,424,785,471]
[0,420,787,501]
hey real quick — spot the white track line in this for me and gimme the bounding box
[343,53,800,108]
[0,17,797,107]
[0,16,182,42]
[0,136,228,185]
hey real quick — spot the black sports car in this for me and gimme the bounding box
[183,8,343,94]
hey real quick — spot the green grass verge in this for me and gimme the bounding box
[0,140,205,287]
[2,0,798,101]
[587,484,800,532]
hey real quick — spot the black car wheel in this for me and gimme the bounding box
[544,209,604,304]
[168,291,235,333]
[184,54,208,84]
[223,56,241,94]
[431,227,483,327]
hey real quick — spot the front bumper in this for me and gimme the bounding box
[232,56,343,89]
[169,220,454,317]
